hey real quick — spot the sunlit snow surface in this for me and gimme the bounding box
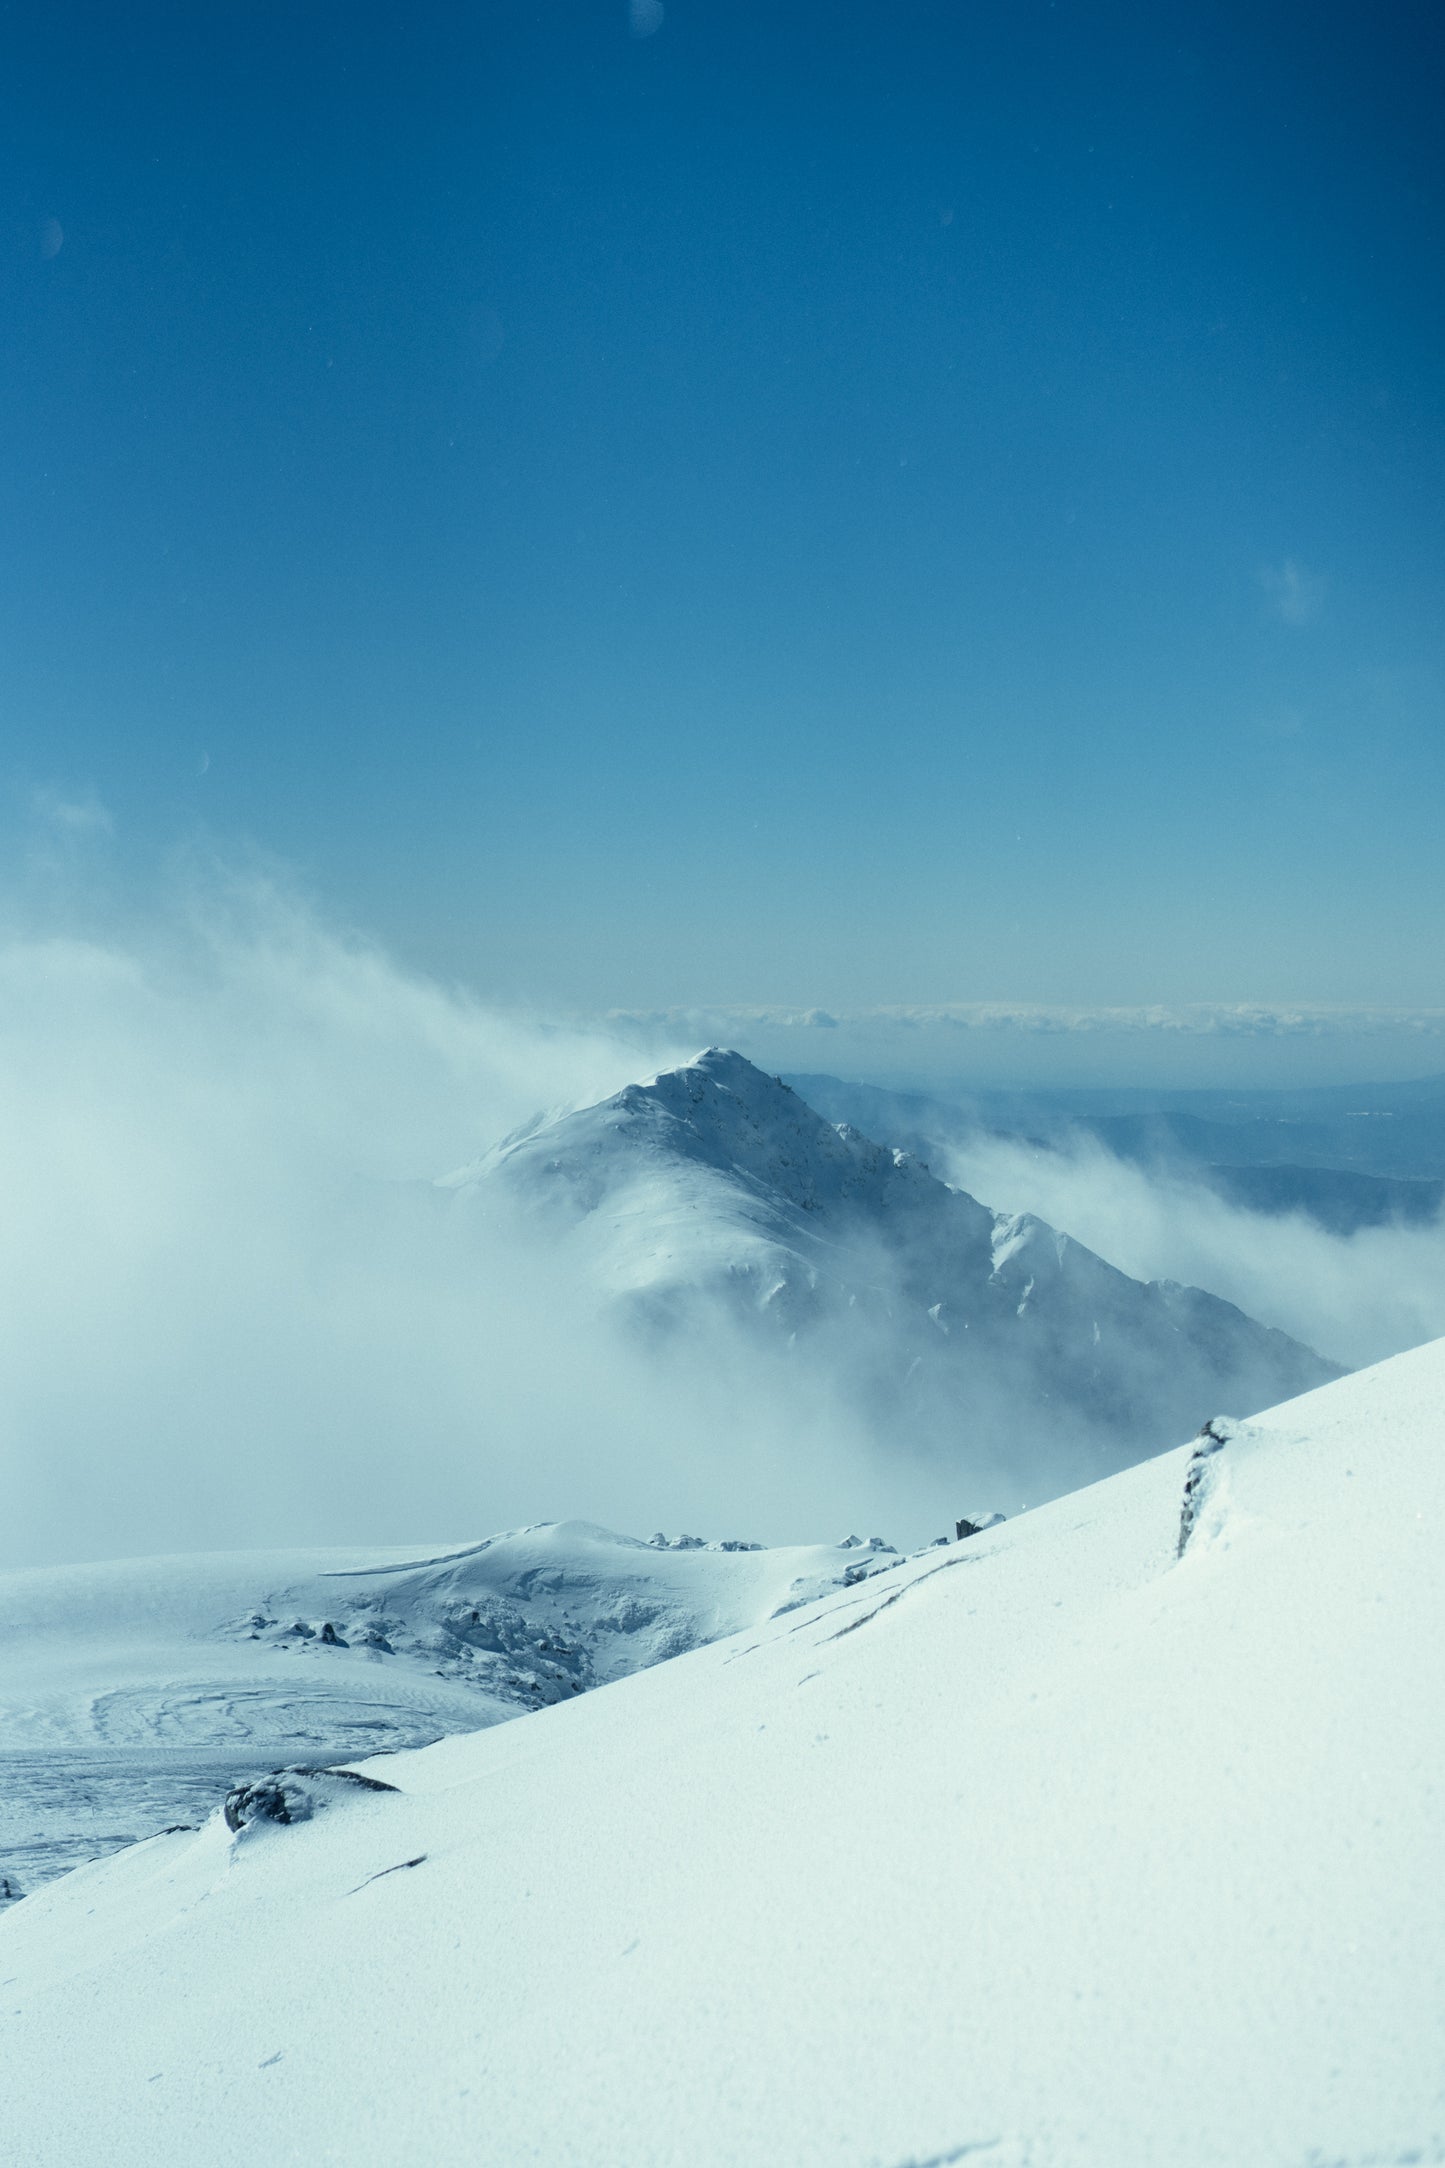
[4,1344,1443,2166]
[0,1524,890,1897]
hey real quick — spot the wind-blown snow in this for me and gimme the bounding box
[5,1341,1441,2166]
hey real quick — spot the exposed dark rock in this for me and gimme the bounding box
[1178,1417,1236,1557]
[954,1512,1006,1541]
[223,1766,399,1834]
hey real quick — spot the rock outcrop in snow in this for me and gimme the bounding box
[222,1766,399,1833]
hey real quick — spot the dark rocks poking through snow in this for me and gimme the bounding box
[223,1767,399,1834]
[646,1533,765,1552]
[0,1874,24,1905]
[228,1591,596,1711]
[1177,1418,1237,1557]
[954,1512,1007,1541]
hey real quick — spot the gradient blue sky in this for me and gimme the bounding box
[4,1,1442,1017]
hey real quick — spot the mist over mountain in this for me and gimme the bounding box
[445,1051,1337,1500]
[791,1070,1445,1189]
[794,1067,1445,1368]
[6,0,1440,2148]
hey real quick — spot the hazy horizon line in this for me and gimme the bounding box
[601,1002,1445,1042]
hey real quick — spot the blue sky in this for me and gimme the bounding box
[3,1,1442,1022]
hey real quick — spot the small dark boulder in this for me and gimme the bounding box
[223,1766,399,1834]
[954,1512,1006,1542]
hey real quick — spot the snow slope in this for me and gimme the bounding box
[0,1523,896,1897]
[5,1342,1441,2167]
[448,1048,1338,1484]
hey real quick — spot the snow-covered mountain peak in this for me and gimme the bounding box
[445,1052,1339,1496]
[644,1044,777,1096]
[459,1045,953,1228]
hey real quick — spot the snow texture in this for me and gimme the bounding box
[4,1339,1442,2166]
[0,1522,897,1894]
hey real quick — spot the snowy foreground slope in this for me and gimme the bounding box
[447,1049,1338,1487]
[5,1345,1442,2167]
[0,1524,890,1897]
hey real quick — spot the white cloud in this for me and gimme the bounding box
[939,1128,1445,1375]
[3,865,1438,1571]
[0,878,912,1569]
[30,789,114,837]
[1260,557,1327,627]
[606,1000,1445,1040]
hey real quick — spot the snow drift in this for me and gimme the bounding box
[4,1340,1441,2166]
[0,1522,901,1896]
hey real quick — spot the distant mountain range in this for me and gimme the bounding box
[791,1069,1445,1234]
[443,1051,1339,1492]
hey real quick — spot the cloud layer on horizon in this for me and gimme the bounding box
[604,1001,1445,1041]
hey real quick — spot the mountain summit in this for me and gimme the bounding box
[445,1051,1339,1495]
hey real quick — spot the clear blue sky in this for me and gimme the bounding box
[4,1,1442,1013]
